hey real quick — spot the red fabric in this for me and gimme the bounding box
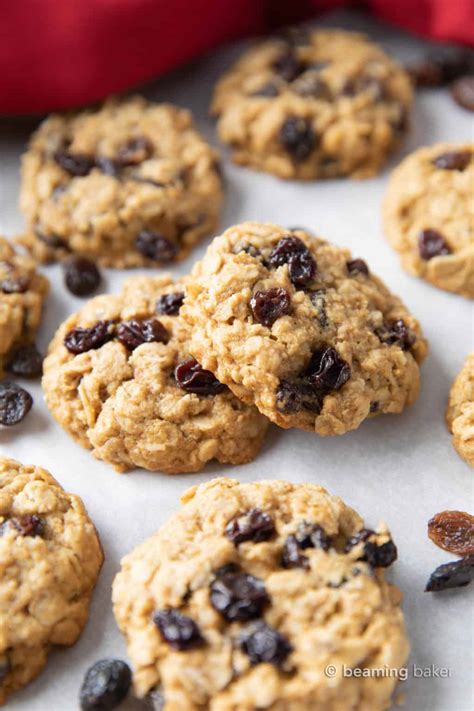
[0,0,473,114]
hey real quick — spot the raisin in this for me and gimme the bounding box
[80,658,132,710]
[294,521,332,551]
[252,82,280,98]
[0,381,33,425]
[54,151,95,177]
[210,567,269,621]
[347,258,369,276]
[428,510,474,556]
[117,136,153,165]
[281,535,309,569]
[344,528,374,552]
[225,509,275,546]
[0,514,45,537]
[342,75,386,100]
[136,231,178,262]
[363,540,398,568]
[408,60,444,87]
[272,53,305,82]
[306,347,351,393]
[279,118,317,162]
[376,319,416,351]
[64,256,102,296]
[117,319,169,351]
[276,380,322,414]
[6,344,43,378]
[95,157,119,177]
[156,292,185,315]
[451,75,474,112]
[425,556,474,592]
[282,522,332,569]
[408,49,472,87]
[269,235,316,288]
[175,357,225,395]
[418,229,452,260]
[369,401,380,413]
[153,609,203,650]
[292,73,331,99]
[432,150,471,170]
[64,320,115,354]
[250,288,291,327]
[241,621,292,666]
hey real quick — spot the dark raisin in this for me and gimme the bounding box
[241,621,292,666]
[0,381,33,425]
[233,243,261,258]
[64,256,102,297]
[6,514,45,537]
[152,609,204,650]
[6,344,43,378]
[251,82,280,97]
[276,380,322,414]
[281,535,309,569]
[428,511,474,556]
[136,231,178,262]
[294,521,332,551]
[342,75,386,100]
[210,568,269,621]
[250,288,291,327]
[156,292,185,315]
[425,555,474,592]
[376,319,416,351]
[451,75,474,112]
[117,319,169,351]
[369,401,380,413]
[291,73,331,99]
[272,53,305,82]
[225,509,275,546]
[344,528,374,552]
[419,229,452,260]
[35,231,69,250]
[175,357,225,395]
[347,258,369,276]
[363,540,398,568]
[64,320,115,355]
[432,150,471,170]
[306,347,351,393]
[269,235,316,288]
[279,118,317,162]
[309,290,327,328]
[54,151,95,177]
[79,658,132,710]
[117,137,153,165]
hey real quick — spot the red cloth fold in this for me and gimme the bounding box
[0,0,472,114]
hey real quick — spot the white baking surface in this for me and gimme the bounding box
[0,10,473,711]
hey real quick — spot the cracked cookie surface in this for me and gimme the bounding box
[42,275,268,473]
[446,353,474,467]
[0,237,49,376]
[19,97,223,267]
[383,142,474,297]
[0,457,103,704]
[112,477,409,710]
[182,222,427,436]
[211,28,412,179]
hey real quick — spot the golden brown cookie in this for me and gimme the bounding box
[113,477,409,710]
[19,97,224,267]
[0,457,103,704]
[446,353,474,467]
[182,222,428,436]
[0,237,49,376]
[383,142,473,298]
[211,29,412,179]
[42,275,268,473]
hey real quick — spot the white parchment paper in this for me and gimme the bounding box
[0,11,472,711]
